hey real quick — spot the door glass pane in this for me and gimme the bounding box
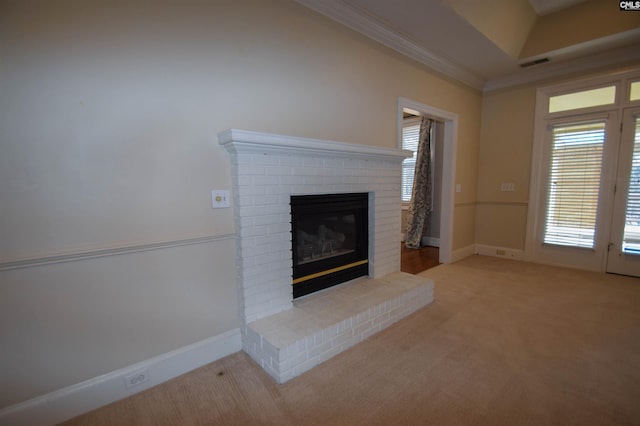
[631,81,640,102]
[622,116,640,254]
[549,86,616,113]
[544,121,605,248]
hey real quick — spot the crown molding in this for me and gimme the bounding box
[484,43,640,92]
[297,0,640,93]
[296,0,486,90]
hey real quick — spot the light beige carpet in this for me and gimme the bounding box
[63,256,640,425]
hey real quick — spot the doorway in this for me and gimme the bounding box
[398,97,458,265]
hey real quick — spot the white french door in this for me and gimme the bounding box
[528,71,640,276]
[531,112,620,272]
[607,107,640,277]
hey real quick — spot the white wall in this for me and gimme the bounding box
[0,0,482,409]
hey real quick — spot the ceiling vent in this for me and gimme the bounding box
[520,58,550,68]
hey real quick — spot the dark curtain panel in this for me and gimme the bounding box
[405,118,433,249]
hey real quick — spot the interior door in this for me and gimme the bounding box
[607,107,640,277]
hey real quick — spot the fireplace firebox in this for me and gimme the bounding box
[291,193,369,298]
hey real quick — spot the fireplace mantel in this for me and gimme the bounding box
[218,128,412,161]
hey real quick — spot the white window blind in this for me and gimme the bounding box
[622,116,640,254]
[401,123,420,202]
[544,121,606,248]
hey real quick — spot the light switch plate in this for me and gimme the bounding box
[500,183,515,192]
[211,190,230,208]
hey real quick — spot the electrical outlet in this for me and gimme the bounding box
[211,190,230,209]
[124,368,150,389]
[496,249,506,255]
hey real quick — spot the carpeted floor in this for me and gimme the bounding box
[63,256,640,425]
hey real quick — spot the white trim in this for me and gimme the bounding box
[451,244,475,263]
[398,97,458,265]
[295,0,485,90]
[0,234,235,272]
[0,329,242,426]
[218,129,412,161]
[475,244,525,260]
[525,86,551,263]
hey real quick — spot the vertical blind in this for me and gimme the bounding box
[401,124,420,202]
[622,116,640,254]
[544,121,606,249]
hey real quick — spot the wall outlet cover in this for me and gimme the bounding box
[124,368,150,389]
[211,190,230,208]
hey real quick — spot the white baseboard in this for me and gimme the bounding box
[0,328,242,426]
[421,236,440,247]
[475,244,525,260]
[451,244,475,263]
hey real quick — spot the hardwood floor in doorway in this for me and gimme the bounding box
[400,244,440,274]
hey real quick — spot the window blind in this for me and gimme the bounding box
[622,116,640,254]
[401,124,420,202]
[544,121,606,249]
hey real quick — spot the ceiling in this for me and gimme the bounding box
[528,0,587,15]
[296,0,640,91]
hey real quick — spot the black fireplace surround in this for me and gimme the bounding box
[291,193,369,298]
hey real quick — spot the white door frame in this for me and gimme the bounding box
[398,97,458,264]
[607,106,640,276]
[525,69,640,271]
[526,110,620,271]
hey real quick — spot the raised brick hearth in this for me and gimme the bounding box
[219,129,434,383]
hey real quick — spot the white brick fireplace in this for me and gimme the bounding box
[219,129,434,383]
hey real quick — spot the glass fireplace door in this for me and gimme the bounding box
[291,193,368,298]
